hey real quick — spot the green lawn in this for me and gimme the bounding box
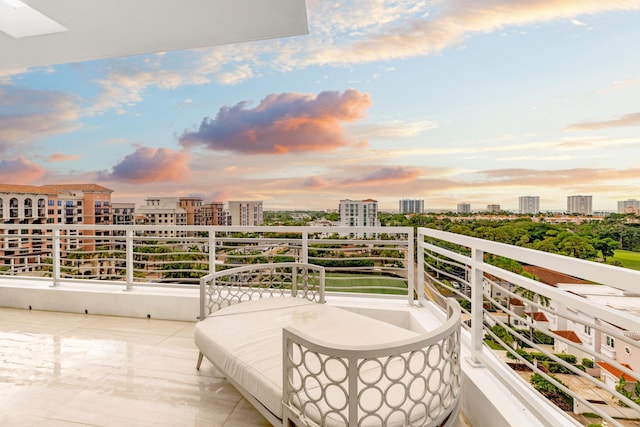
[612,250,640,271]
[325,273,408,295]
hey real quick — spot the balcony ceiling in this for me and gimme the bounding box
[0,0,308,71]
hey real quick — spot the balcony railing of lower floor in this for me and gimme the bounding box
[418,227,640,427]
[0,225,639,426]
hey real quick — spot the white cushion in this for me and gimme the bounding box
[195,298,420,420]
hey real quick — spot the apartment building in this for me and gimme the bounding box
[487,204,501,213]
[199,202,225,226]
[567,195,593,215]
[519,196,540,214]
[618,199,640,214]
[0,183,113,273]
[112,203,136,225]
[137,197,188,237]
[228,201,263,226]
[399,199,424,214]
[457,203,471,214]
[339,199,379,227]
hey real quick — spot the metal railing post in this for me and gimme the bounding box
[52,228,61,287]
[407,227,415,306]
[125,229,134,291]
[468,246,484,367]
[301,230,308,264]
[209,230,216,274]
[416,230,425,304]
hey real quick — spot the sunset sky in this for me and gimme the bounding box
[2,0,640,212]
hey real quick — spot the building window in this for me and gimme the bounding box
[584,325,591,335]
[606,336,615,348]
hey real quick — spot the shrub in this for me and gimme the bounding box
[582,358,594,368]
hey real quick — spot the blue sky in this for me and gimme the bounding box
[2,0,640,212]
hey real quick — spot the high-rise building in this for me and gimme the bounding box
[228,201,263,226]
[618,199,640,214]
[487,204,501,213]
[567,195,593,215]
[339,199,379,227]
[457,203,471,214]
[399,199,424,214]
[519,196,540,214]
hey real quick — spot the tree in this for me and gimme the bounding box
[557,235,596,259]
[592,237,619,262]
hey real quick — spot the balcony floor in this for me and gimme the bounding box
[0,307,270,426]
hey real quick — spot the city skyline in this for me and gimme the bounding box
[2,1,640,211]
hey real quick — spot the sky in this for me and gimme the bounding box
[2,0,640,212]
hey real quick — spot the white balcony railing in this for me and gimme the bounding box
[417,227,640,426]
[2,224,640,425]
[0,224,414,302]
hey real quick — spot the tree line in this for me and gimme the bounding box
[379,213,640,264]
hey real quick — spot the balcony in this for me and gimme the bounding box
[1,225,639,426]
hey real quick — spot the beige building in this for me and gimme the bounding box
[199,202,225,226]
[228,201,263,226]
[137,197,188,237]
[0,183,113,274]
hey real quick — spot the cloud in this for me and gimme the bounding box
[179,89,372,154]
[474,167,640,187]
[565,112,640,131]
[341,166,422,185]
[0,157,46,183]
[302,176,329,189]
[0,86,79,150]
[302,0,640,66]
[98,147,191,183]
[72,1,640,115]
[47,152,81,162]
[350,119,439,139]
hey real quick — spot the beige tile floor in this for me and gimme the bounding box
[0,307,270,427]
[0,307,470,427]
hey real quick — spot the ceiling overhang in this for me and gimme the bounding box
[0,0,308,71]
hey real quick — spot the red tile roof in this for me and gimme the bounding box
[597,362,636,382]
[40,184,113,192]
[552,330,582,344]
[525,312,549,322]
[0,184,55,194]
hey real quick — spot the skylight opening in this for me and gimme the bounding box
[0,0,68,38]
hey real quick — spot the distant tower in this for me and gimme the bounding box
[519,196,540,214]
[399,199,424,214]
[567,195,592,215]
[457,203,471,214]
[339,199,379,227]
[618,199,640,214]
[228,201,263,226]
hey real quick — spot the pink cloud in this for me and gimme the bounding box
[302,176,330,189]
[0,86,79,150]
[0,157,46,183]
[179,89,372,154]
[341,166,422,186]
[47,152,81,162]
[565,112,640,131]
[98,147,191,184]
